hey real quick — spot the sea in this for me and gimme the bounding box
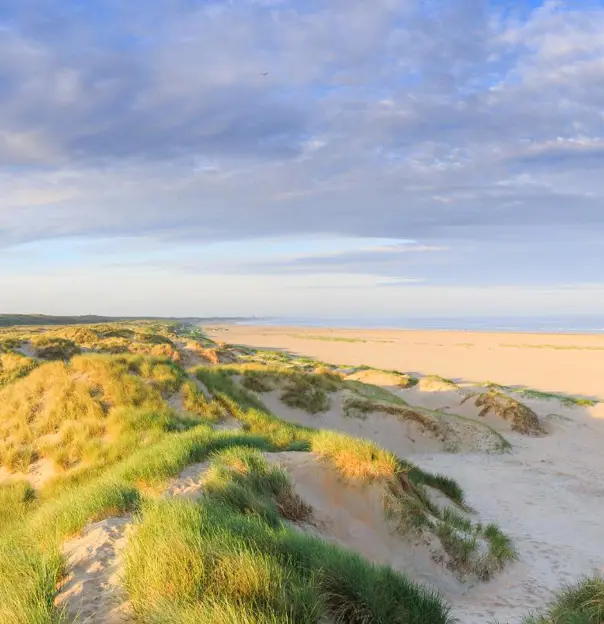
[237,316,604,334]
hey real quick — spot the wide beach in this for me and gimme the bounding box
[207,324,604,400]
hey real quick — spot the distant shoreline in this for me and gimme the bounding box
[230,319,604,336]
[207,324,604,399]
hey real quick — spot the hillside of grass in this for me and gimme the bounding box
[1,320,563,623]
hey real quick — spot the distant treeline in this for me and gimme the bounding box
[0,314,254,327]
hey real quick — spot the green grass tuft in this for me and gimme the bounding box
[523,575,604,624]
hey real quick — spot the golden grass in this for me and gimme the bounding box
[0,353,186,473]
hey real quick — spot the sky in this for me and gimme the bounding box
[1,0,603,319]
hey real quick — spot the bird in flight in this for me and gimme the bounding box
[261,72,268,76]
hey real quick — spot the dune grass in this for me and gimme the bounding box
[31,336,81,361]
[467,389,545,435]
[0,352,38,387]
[0,353,192,473]
[0,322,520,622]
[193,363,517,579]
[124,451,454,624]
[419,375,460,390]
[342,395,441,432]
[480,381,597,407]
[523,576,604,624]
[0,480,37,527]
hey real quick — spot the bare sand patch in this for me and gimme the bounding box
[55,516,134,624]
[163,461,209,500]
[411,400,604,623]
[55,460,214,622]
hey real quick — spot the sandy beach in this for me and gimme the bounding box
[207,325,604,400]
[206,323,604,623]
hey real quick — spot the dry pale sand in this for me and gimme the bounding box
[55,516,134,624]
[210,325,604,400]
[213,325,604,624]
[267,451,465,595]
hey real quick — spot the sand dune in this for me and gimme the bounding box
[268,451,466,595]
[3,321,603,623]
[217,326,604,623]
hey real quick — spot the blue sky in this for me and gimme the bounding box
[1,0,603,318]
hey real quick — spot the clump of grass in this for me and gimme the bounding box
[515,388,597,408]
[420,472,466,508]
[470,390,545,435]
[0,337,23,353]
[241,370,281,393]
[397,373,419,388]
[204,448,312,524]
[311,430,399,482]
[31,336,81,360]
[523,575,604,624]
[280,372,340,414]
[478,382,597,408]
[434,511,517,580]
[0,481,37,527]
[419,375,460,391]
[138,358,185,395]
[0,352,38,387]
[0,537,64,624]
[181,381,224,424]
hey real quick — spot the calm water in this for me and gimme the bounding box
[237,316,604,334]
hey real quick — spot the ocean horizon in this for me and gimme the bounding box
[237,315,604,334]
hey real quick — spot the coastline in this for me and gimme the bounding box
[206,324,604,400]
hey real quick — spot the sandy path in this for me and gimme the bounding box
[209,325,604,400]
[55,461,212,622]
[163,461,209,500]
[55,516,134,624]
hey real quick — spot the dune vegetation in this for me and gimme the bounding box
[0,320,584,623]
[523,575,604,624]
